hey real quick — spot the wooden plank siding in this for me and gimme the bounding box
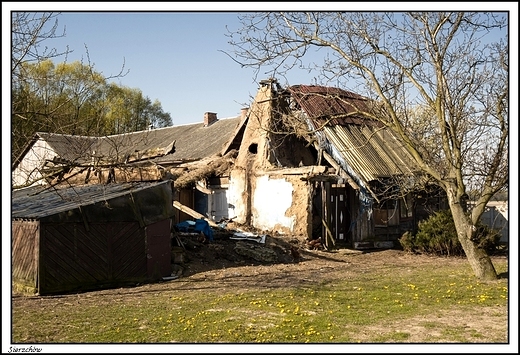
[146,219,173,279]
[39,221,147,295]
[12,220,40,289]
[174,188,195,224]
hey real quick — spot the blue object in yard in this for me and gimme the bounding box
[175,220,196,232]
[176,219,213,241]
[194,219,213,241]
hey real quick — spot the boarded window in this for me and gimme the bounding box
[374,200,399,226]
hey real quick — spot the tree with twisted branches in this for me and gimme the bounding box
[225,12,508,280]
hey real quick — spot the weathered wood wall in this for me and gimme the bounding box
[12,220,40,289]
[38,221,147,295]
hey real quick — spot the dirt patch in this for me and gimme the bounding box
[172,229,455,283]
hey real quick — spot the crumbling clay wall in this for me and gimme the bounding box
[228,79,314,240]
[251,174,312,239]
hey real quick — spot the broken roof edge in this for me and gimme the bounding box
[220,113,249,156]
[287,84,366,99]
[314,135,379,203]
[286,84,377,121]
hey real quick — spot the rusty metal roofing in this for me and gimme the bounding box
[288,85,373,124]
[35,117,241,165]
[288,84,417,182]
[11,181,170,220]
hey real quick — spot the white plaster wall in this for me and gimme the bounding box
[12,140,57,187]
[252,175,295,232]
[227,170,247,224]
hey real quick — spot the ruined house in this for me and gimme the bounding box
[227,79,446,248]
[12,80,445,250]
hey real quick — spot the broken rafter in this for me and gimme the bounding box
[173,150,238,189]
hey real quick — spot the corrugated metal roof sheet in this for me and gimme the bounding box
[11,181,170,220]
[288,84,417,182]
[288,85,372,123]
[37,116,241,164]
[323,125,416,182]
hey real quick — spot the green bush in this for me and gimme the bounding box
[398,209,501,256]
[414,209,464,256]
[398,231,415,253]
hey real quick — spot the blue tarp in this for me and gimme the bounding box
[175,219,214,241]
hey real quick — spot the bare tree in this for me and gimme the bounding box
[11,12,173,186]
[12,12,70,81]
[225,12,508,280]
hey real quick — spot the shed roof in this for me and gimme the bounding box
[11,181,171,220]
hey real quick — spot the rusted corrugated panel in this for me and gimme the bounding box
[368,127,417,174]
[288,84,417,183]
[288,85,372,121]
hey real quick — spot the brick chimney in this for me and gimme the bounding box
[240,107,249,120]
[204,112,218,127]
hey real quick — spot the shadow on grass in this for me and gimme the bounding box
[497,271,508,279]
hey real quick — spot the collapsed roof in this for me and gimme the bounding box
[287,85,418,184]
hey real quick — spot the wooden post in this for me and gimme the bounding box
[322,181,336,250]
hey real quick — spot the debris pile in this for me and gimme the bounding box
[170,219,304,277]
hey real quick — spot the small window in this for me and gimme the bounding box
[248,143,258,154]
[374,200,399,226]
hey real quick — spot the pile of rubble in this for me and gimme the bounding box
[169,220,309,277]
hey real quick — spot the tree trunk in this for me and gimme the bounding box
[447,187,498,280]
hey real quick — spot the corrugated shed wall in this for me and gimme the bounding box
[323,125,416,183]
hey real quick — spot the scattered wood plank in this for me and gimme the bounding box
[172,200,219,227]
[322,218,336,251]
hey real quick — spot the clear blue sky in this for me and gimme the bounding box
[7,5,342,126]
[40,11,281,125]
[4,3,516,127]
